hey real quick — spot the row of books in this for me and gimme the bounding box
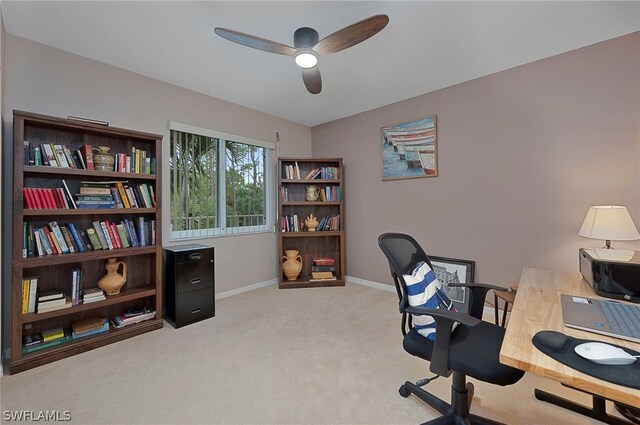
[23,181,156,210]
[76,181,156,209]
[21,276,39,314]
[278,186,340,203]
[319,186,340,202]
[24,141,156,174]
[22,281,108,315]
[22,309,156,355]
[283,162,302,179]
[281,214,303,232]
[23,217,156,258]
[280,214,340,232]
[282,163,340,180]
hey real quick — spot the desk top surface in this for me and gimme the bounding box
[500,267,640,407]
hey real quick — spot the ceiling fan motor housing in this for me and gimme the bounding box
[294,27,319,48]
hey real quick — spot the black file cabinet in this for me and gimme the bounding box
[164,244,215,328]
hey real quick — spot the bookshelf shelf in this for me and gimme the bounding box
[23,208,156,216]
[24,165,156,180]
[21,246,158,267]
[282,201,341,206]
[11,110,163,374]
[280,179,342,184]
[281,231,342,238]
[13,319,163,373]
[278,158,345,289]
[20,286,157,323]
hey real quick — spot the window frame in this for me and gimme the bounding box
[168,121,275,241]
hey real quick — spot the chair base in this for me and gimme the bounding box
[535,388,634,425]
[401,375,506,425]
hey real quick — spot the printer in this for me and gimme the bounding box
[579,248,640,303]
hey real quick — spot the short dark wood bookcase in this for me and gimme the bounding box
[277,158,345,289]
[10,110,163,373]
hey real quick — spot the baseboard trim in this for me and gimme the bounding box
[346,275,395,292]
[215,278,278,300]
[346,275,503,322]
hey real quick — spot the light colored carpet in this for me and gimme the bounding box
[0,283,625,424]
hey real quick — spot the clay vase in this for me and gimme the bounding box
[92,146,115,171]
[305,213,319,232]
[97,258,127,295]
[282,250,303,281]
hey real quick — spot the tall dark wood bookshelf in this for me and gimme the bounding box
[10,111,163,373]
[277,158,345,289]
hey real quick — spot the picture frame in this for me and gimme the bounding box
[428,255,475,313]
[381,114,438,181]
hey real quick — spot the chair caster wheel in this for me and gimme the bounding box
[399,385,411,398]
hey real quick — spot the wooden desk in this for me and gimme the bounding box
[500,267,640,422]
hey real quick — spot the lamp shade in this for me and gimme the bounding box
[578,206,640,241]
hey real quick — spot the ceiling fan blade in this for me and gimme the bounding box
[313,14,389,54]
[214,27,296,56]
[301,66,322,94]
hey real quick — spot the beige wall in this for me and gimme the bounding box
[312,32,640,287]
[2,34,311,301]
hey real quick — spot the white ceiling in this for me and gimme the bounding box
[2,1,639,127]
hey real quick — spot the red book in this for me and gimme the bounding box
[104,220,119,249]
[41,226,58,255]
[110,223,123,249]
[31,188,43,209]
[52,189,63,208]
[41,189,54,209]
[28,189,40,209]
[23,188,34,209]
[35,188,48,208]
[80,145,93,170]
[45,189,58,209]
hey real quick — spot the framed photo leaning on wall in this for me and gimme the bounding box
[429,255,475,314]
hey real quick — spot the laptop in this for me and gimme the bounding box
[561,294,640,344]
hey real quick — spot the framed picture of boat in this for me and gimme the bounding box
[381,114,438,180]
[428,255,474,314]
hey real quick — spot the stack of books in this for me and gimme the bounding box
[310,257,337,281]
[112,307,156,328]
[22,327,72,354]
[37,290,72,314]
[82,287,106,304]
[71,316,109,340]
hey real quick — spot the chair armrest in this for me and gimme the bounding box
[405,306,481,376]
[449,282,507,320]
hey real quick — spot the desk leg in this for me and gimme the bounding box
[534,388,632,425]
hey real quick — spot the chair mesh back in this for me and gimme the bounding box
[378,233,434,335]
[378,233,430,276]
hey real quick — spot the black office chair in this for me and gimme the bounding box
[378,233,525,425]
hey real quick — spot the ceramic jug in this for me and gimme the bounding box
[282,250,303,280]
[305,213,319,232]
[305,185,321,201]
[97,258,127,295]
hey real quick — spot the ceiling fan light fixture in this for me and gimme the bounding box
[294,51,318,69]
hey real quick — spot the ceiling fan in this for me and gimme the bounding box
[214,14,389,94]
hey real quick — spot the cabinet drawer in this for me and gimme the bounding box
[176,288,214,327]
[175,248,213,265]
[176,254,214,293]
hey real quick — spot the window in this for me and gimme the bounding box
[169,122,274,240]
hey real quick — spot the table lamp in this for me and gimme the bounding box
[578,205,640,249]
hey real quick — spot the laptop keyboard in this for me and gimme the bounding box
[600,301,640,339]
